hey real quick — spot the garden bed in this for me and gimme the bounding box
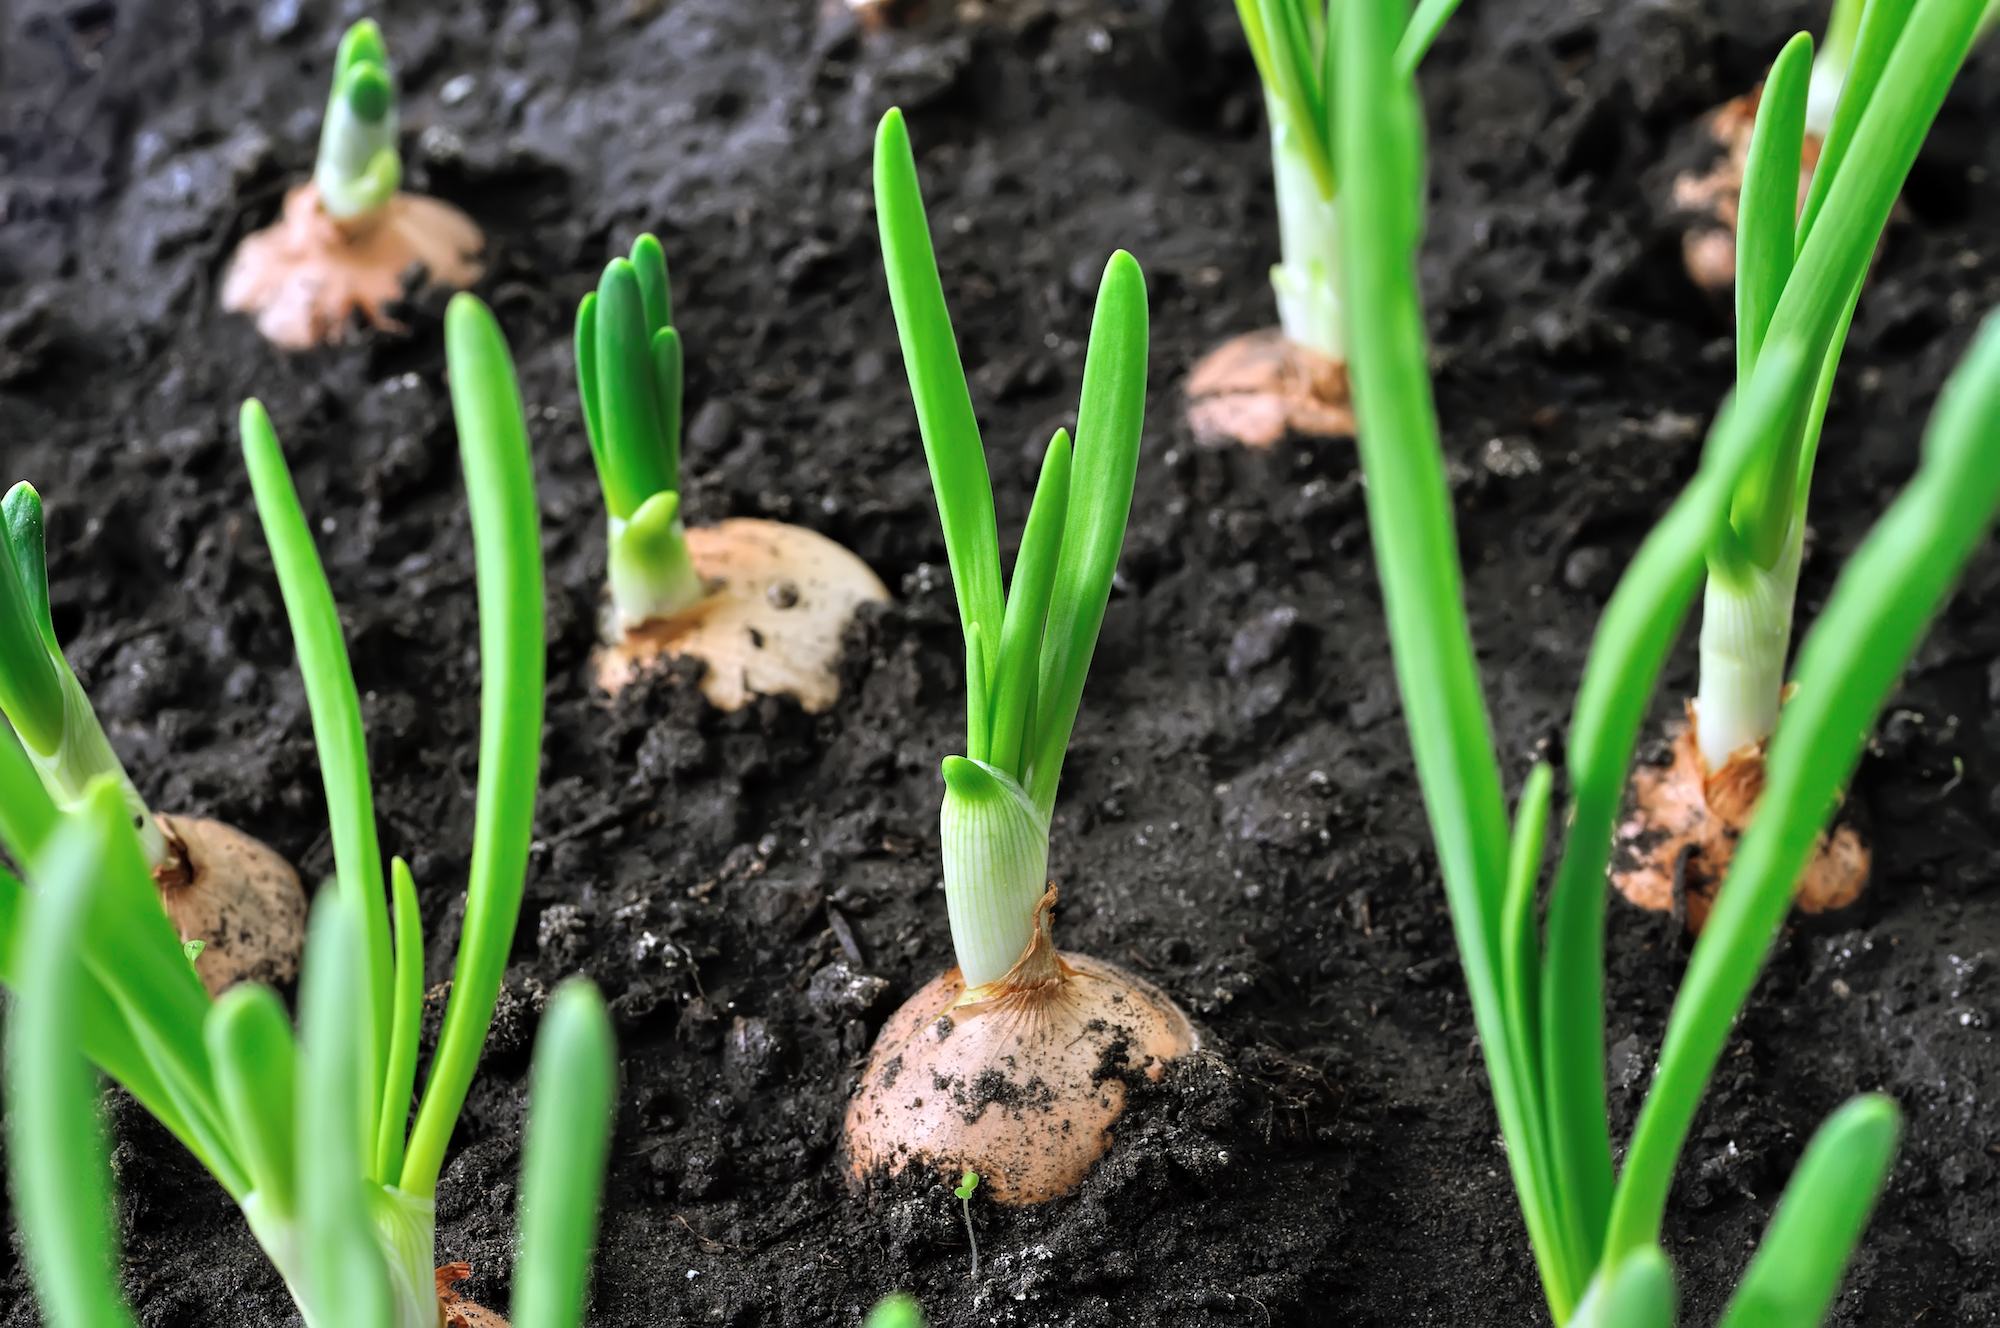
[2,0,1997,1322]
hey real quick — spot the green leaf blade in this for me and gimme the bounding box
[7,803,143,1328]
[238,398,391,1151]
[873,108,1005,683]
[988,430,1072,780]
[402,295,546,1199]
[511,979,617,1328]
[1718,1095,1902,1328]
[1608,310,2000,1260]
[208,984,300,1217]
[1026,252,1147,817]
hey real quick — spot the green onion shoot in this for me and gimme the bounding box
[1184,0,1459,448]
[575,234,888,712]
[1335,0,1994,1318]
[223,19,483,349]
[1617,3,1986,930]
[0,479,306,995]
[842,107,1196,1208]
[0,293,611,1328]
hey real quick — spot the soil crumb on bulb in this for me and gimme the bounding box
[1611,706,1868,932]
[844,887,1198,1205]
[222,181,484,350]
[151,814,308,996]
[594,518,889,713]
[1184,329,1354,450]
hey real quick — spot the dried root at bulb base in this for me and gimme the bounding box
[843,887,1198,1206]
[152,813,308,996]
[595,518,888,713]
[1611,708,1869,932]
[222,181,484,350]
[437,1264,510,1328]
[1184,329,1354,449]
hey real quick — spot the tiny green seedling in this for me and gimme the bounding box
[955,1170,981,1279]
[182,939,206,966]
[314,20,400,221]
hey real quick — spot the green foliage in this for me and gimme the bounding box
[1333,0,1985,1319]
[954,1170,980,1200]
[576,234,703,625]
[874,107,1148,821]
[0,292,555,1328]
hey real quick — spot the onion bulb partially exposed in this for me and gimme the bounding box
[844,887,1198,1205]
[152,814,308,996]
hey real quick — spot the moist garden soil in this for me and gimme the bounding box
[3,0,2000,1323]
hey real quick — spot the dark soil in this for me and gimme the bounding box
[4,0,1999,1323]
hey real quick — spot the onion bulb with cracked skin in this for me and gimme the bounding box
[844,887,1198,1205]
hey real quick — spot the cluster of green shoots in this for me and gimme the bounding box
[1333,0,2000,1321]
[314,20,401,221]
[874,107,1148,988]
[1229,0,1457,361]
[0,296,615,1328]
[575,233,704,632]
[0,481,165,866]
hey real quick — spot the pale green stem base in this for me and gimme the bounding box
[1268,96,1346,364]
[606,512,706,634]
[246,1186,437,1328]
[24,663,165,866]
[940,759,1050,988]
[1695,525,1803,770]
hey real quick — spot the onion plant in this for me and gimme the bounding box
[1334,0,2000,1319]
[843,108,1195,1207]
[314,19,401,221]
[0,294,587,1328]
[0,480,307,994]
[1229,0,1460,362]
[575,234,703,632]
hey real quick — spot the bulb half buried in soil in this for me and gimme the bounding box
[1184,328,1353,450]
[595,518,889,713]
[844,888,1198,1206]
[152,814,308,996]
[221,180,484,350]
[1611,712,1868,933]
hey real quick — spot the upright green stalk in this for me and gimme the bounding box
[0,482,165,865]
[314,20,401,220]
[875,107,1147,987]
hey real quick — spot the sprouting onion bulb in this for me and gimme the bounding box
[575,234,705,632]
[314,20,401,221]
[1233,0,1344,361]
[0,293,583,1328]
[0,481,307,996]
[844,107,1194,1209]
